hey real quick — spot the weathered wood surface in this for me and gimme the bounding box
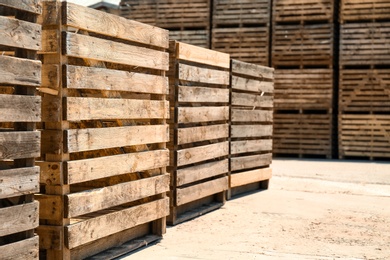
[231,59,274,79]
[177,141,229,166]
[169,30,209,49]
[231,125,273,138]
[66,198,169,249]
[0,235,39,260]
[231,139,273,155]
[0,0,42,14]
[232,92,273,108]
[37,161,62,185]
[0,131,40,160]
[177,106,229,123]
[177,124,229,145]
[0,166,39,199]
[231,76,274,93]
[176,176,228,206]
[0,201,39,236]
[340,0,390,22]
[40,29,59,54]
[231,109,273,122]
[178,63,229,85]
[0,56,41,86]
[35,225,63,250]
[0,16,41,50]
[231,153,272,171]
[35,194,62,221]
[230,168,272,188]
[178,86,229,103]
[0,94,41,122]
[273,0,333,22]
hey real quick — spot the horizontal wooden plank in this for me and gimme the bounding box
[231,109,273,123]
[66,125,168,153]
[178,63,229,85]
[231,139,273,155]
[63,2,168,49]
[231,76,274,93]
[178,85,229,103]
[177,176,228,206]
[0,0,42,14]
[66,174,169,217]
[66,65,168,94]
[231,125,273,138]
[0,16,41,50]
[177,159,228,186]
[66,197,169,249]
[176,41,230,68]
[0,55,41,86]
[178,124,229,145]
[0,201,39,236]
[0,166,39,199]
[231,153,272,171]
[65,32,169,71]
[66,97,169,121]
[0,94,41,122]
[0,235,39,260]
[177,141,229,166]
[231,59,274,79]
[35,194,62,221]
[0,131,40,160]
[232,92,273,108]
[178,106,229,124]
[36,225,63,250]
[230,168,272,188]
[67,149,169,184]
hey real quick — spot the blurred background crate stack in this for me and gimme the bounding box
[120,0,210,48]
[167,41,229,225]
[0,1,42,258]
[339,0,390,160]
[211,0,271,65]
[271,0,335,158]
[229,60,274,198]
[36,2,170,258]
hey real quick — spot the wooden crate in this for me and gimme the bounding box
[229,60,274,198]
[272,23,334,68]
[168,41,230,225]
[340,22,390,67]
[212,0,271,27]
[169,30,210,49]
[273,0,334,23]
[274,69,333,110]
[273,112,333,158]
[36,2,170,259]
[212,27,269,65]
[340,0,390,23]
[119,0,157,26]
[339,69,390,113]
[339,114,390,159]
[0,1,42,259]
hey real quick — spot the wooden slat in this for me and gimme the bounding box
[177,141,229,166]
[0,55,41,86]
[66,198,169,249]
[0,235,39,260]
[231,109,273,122]
[231,76,274,93]
[66,125,169,153]
[0,166,39,199]
[63,2,168,49]
[176,176,228,206]
[231,168,272,188]
[177,124,229,145]
[178,63,229,85]
[232,92,273,108]
[177,159,228,186]
[0,201,39,236]
[231,139,273,155]
[176,41,230,68]
[0,94,41,122]
[36,225,63,250]
[169,30,209,49]
[231,153,272,171]
[65,32,169,71]
[66,97,169,121]
[0,16,41,50]
[273,0,333,22]
[0,0,42,14]
[178,86,229,103]
[66,65,168,95]
[0,131,40,160]
[67,149,169,184]
[178,106,229,123]
[35,194,62,221]
[231,59,274,79]
[66,174,170,217]
[231,125,273,138]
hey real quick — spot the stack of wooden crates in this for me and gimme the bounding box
[211,0,271,65]
[0,0,42,258]
[338,0,390,159]
[272,0,335,158]
[120,0,211,48]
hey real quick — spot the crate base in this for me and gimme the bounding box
[273,153,332,159]
[228,180,270,200]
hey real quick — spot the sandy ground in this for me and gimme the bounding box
[122,159,390,259]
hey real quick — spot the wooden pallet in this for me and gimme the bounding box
[339,69,390,113]
[340,0,390,23]
[340,22,390,67]
[272,23,334,68]
[339,114,390,159]
[212,0,270,27]
[119,0,157,26]
[274,69,333,110]
[273,0,334,23]
[36,2,170,259]
[0,1,42,259]
[169,30,210,49]
[212,27,269,65]
[229,60,274,198]
[273,112,333,158]
[168,41,230,225]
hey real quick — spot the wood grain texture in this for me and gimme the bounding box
[231,139,273,155]
[36,161,63,185]
[231,109,273,123]
[35,194,62,221]
[0,131,40,160]
[0,94,41,122]
[177,124,229,145]
[231,153,272,171]
[0,56,41,86]
[232,92,273,108]
[177,141,229,166]
[231,125,273,138]
[231,59,274,79]
[231,76,274,93]
[178,106,229,123]
[0,0,42,14]
[230,167,272,188]
[178,86,229,103]
[0,235,39,260]
[178,63,229,85]
[177,159,228,186]
[0,166,39,199]
[0,16,41,50]
[0,201,39,236]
